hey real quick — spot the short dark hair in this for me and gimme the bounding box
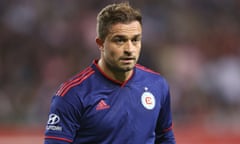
[96,2,142,41]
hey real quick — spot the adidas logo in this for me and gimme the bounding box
[96,100,110,110]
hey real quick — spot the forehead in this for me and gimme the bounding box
[108,21,142,37]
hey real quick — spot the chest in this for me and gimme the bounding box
[79,85,162,133]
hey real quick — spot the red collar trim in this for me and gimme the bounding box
[93,59,134,87]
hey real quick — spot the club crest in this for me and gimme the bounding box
[141,91,155,110]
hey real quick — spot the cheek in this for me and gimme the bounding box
[137,45,141,52]
[108,49,121,58]
[105,45,122,57]
[135,45,141,55]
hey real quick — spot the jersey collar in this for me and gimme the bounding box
[92,59,135,87]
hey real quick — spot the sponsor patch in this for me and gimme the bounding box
[47,113,60,125]
[46,125,62,131]
[46,113,62,131]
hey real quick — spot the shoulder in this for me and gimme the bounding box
[135,64,169,86]
[135,64,170,103]
[135,64,160,75]
[55,66,95,97]
[135,64,164,81]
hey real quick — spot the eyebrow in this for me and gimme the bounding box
[113,34,142,39]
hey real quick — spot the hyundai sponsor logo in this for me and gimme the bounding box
[47,113,60,125]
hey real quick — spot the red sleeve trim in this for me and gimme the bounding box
[45,136,73,143]
[162,124,173,133]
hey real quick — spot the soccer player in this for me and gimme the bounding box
[44,2,176,144]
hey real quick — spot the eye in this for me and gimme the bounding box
[112,37,127,44]
[132,37,141,44]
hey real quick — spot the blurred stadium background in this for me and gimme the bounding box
[0,0,240,143]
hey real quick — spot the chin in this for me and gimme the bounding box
[113,63,135,72]
[122,66,134,72]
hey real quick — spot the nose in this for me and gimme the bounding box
[124,40,135,54]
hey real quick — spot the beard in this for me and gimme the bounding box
[106,58,137,73]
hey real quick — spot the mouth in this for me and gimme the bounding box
[119,57,136,63]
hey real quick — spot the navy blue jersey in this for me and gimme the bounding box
[44,60,175,144]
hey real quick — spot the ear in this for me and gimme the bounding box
[96,38,104,51]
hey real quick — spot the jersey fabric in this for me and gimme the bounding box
[44,60,175,144]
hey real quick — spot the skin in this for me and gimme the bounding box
[96,21,142,83]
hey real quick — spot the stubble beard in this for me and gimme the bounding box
[108,59,136,73]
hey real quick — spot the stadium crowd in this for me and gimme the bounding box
[0,0,240,132]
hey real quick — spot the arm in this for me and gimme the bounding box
[155,87,176,144]
[44,94,81,144]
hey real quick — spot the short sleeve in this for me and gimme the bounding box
[155,80,176,144]
[44,94,82,143]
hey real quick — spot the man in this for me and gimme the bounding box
[44,2,176,144]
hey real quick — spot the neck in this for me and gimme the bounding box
[97,59,133,83]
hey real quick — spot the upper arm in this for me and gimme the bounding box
[44,94,82,143]
[155,80,176,143]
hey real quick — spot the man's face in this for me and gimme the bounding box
[98,21,142,72]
